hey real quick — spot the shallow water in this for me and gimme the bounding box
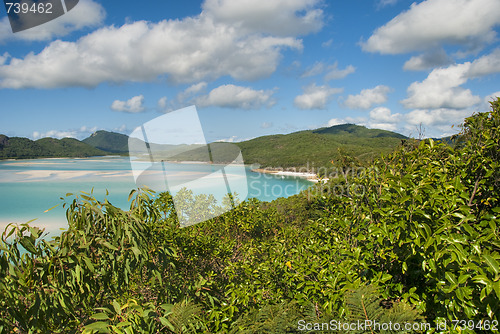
[0,157,312,235]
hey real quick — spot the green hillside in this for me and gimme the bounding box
[235,123,407,168]
[0,135,106,159]
[83,130,129,154]
[81,125,408,168]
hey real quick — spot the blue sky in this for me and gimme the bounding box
[1,0,500,143]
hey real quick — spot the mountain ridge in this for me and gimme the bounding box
[1,124,419,166]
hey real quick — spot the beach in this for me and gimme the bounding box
[251,168,327,183]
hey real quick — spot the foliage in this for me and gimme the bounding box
[0,99,499,333]
[82,130,130,154]
[0,135,106,159]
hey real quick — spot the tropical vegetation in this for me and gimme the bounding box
[0,99,499,333]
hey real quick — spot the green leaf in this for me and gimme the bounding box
[483,254,500,275]
[91,313,110,320]
[159,317,175,331]
[84,321,110,332]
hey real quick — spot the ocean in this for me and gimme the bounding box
[0,156,312,236]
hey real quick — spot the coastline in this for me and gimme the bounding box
[251,168,328,183]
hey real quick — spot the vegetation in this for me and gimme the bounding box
[83,131,130,155]
[0,136,106,159]
[139,123,408,168]
[235,124,406,168]
[0,99,499,333]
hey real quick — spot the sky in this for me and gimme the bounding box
[1,0,500,143]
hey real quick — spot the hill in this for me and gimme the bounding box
[86,124,409,168]
[0,135,106,159]
[1,124,410,165]
[82,130,129,154]
[235,123,407,168]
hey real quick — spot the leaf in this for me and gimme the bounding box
[19,237,37,254]
[91,313,110,320]
[482,254,500,275]
[44,203,60,213]
[159,317,175,331]
[112,300,121,315]
[84,321,110,332]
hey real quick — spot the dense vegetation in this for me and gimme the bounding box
[83,131,130,154]
[0,100,499,333]
[235,124,406,168]
[133,123,407,168]
[0,135,106,159]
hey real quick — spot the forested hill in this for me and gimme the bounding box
[82,130,129,154]
[0,135,106,159]
[235,123,407,167]
[1,124,413,165]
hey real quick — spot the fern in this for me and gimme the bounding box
[162,299,206,334]
[344,285,423,334]
[229,300,316,334]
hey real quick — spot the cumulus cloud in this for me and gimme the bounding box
[402,50,500,110]
[343,85,391,109]
[403,108,474,137]
[294,83,343,110]
[0,0,105,43]
[368,107,401,131]
[32,125,98,140]
[111,95,145,113]
[0,0,323,89]
[402,64,480,109]
[301,61,355,80]
[194,84,275,109]
[202,0,323,36]
[403,48,453,71]
[327,118,343,126]
[362,0,500,54]
[324,62,356,81]
[467,48,500,78]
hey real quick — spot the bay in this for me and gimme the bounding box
[0,156,312,236]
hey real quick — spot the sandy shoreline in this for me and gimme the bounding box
[251,168,327,183]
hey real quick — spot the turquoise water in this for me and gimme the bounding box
[0,157,312,235]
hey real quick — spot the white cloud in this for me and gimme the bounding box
[378,0,399,7]
[301,62,325,78]
[467,48,500,78]
[322,39,333,48]
[403,49,500,109]
[402,63,480,109]
[202,0,323,36]
[0,0,321,89]
[261,122,273,128]
[343,85,391,109]
[405,108,473,135]
[0,52,10,65]
[111,95,145,113]
[403,48,453,71]
[177,82,208,103]
[362,0,500,54]
[324,62,356,81]
[184,82,208,95]
[294,83,343,110]
[194,84,275,109]
[327,118,343,126]
[368,107,401,131]
[32,125,98,140]
[301,61,355,80]
[0,0,105,43]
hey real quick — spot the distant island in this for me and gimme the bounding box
[0,124,453,167]
[0,135,106,159]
